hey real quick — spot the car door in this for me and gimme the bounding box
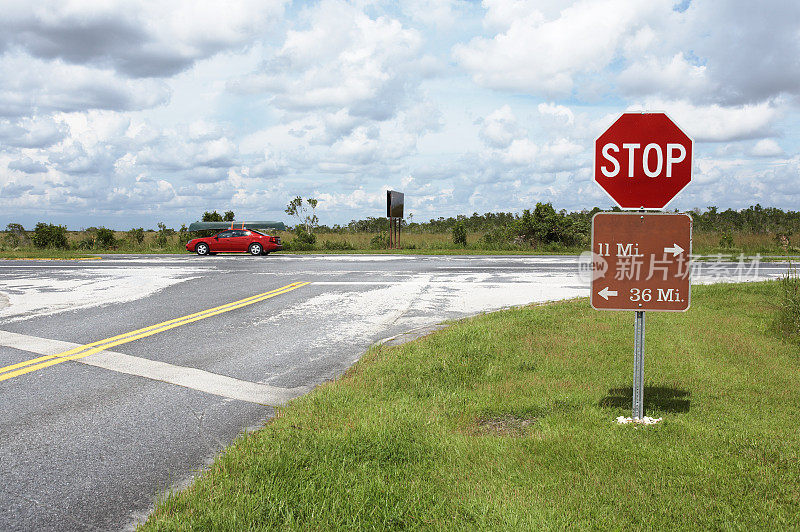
[212,230,235,252]
[229,230,251,252]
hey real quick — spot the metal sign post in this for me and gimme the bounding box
[633,311,645,420]
[388,217,400,249]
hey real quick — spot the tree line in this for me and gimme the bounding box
[5,204,800,251]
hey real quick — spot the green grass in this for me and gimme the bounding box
[141,282,799,530]
[775,264,800,342]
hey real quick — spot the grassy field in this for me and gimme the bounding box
[141,282,799,530]
[0,229,794,258]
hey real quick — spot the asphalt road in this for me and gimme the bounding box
[0,253,789,531]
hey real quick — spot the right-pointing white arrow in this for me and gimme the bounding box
[664,243,684,256]
[598,286,618,300]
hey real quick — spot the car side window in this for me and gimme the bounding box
[217,231,234,238]
[232,230,248,237]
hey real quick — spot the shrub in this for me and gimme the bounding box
[95,227,116,249]
[452,222,467,246]
[4,223,26,248]
[155,222,175,248]
[127,227,145,245]
[775,232,791,252]
[370,231,388,249]
[481,226,513,246]
[775,263,800,341]
[32,222,68,249]
[285,227,317,251]
[77,236,95,250]
[293,227,317,245]
[178,224,192,245]
[719,232,735,248]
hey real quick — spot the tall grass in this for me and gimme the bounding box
[775,262,800,341]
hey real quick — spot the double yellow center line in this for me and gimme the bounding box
[0,281,310,383]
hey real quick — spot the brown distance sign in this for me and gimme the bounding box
[591,212,692,311]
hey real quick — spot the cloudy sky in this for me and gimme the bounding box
[0,0,798,229]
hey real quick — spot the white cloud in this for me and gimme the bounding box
[7,156,48,174]
[454,0,669,97]
[315,188,383,211]
[625,100,779,142]
[0,115,68,148]
[618,53,711,100]
[231,0,422,120]
[0,0,287,78]
[537,103,574,125]
[457,0,800,106]
[0,53,170,117]
[751,139,784,157]
[682,0,800,105]
[479,105,524,148]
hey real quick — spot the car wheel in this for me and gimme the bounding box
[196,243,210,256]
[249,243,263,255]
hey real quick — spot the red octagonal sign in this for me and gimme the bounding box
[594,112,692,209]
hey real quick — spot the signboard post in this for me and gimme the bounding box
[386,190,404,250]
[592,112,693,421]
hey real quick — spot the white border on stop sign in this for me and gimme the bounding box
[592,110,694,211]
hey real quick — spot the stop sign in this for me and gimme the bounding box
[594,112,692,209]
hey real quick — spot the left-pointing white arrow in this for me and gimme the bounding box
[598,286,618,300]
[664,243,684,256]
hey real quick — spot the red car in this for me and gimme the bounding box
[186,229,282,256]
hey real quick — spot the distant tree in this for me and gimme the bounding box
[285,196,319,235]
[223,210,235,222]
[4,223,27,248]
[127,227,145,245]
[95,227,116,249]
[202,211,224,222]
[155,222,175,248]
[32,223,68,249]
[452,221,467,246]
[178,224,192,244]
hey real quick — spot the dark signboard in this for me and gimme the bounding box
[387,190,404,218]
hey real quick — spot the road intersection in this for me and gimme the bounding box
[0,254,788,530]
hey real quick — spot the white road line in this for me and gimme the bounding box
[0,330,307,405]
